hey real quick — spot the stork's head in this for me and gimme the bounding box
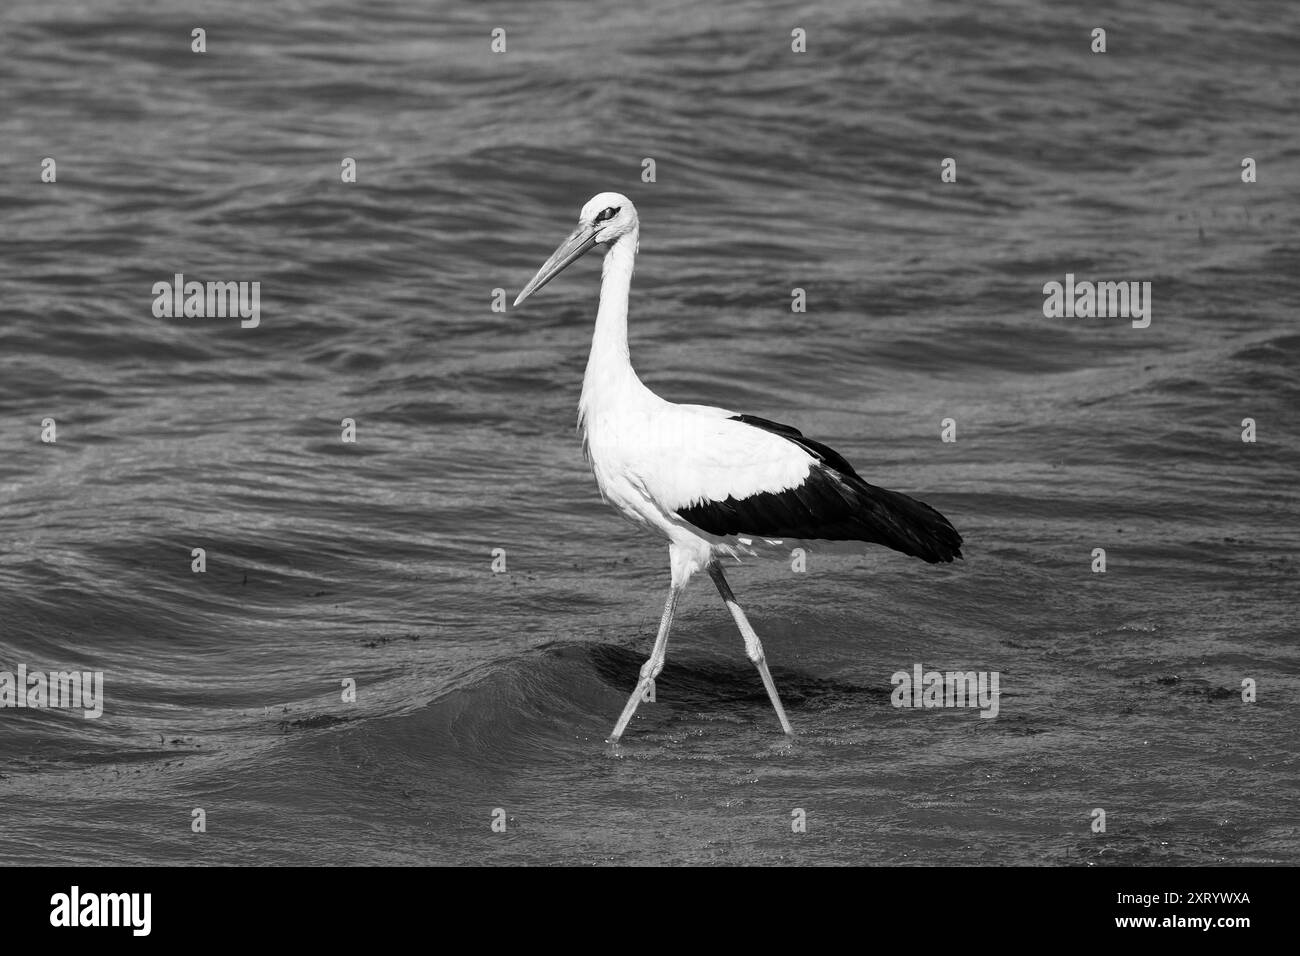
[513,192,638,307]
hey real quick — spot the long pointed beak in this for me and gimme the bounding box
[513,223,600,307]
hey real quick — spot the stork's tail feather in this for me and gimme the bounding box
[834,471,963,564]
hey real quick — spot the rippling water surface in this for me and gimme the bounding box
[1,0,1298,865]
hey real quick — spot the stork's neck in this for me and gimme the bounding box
[581,229,644,415]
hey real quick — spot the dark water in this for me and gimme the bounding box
[1,0,1297,865]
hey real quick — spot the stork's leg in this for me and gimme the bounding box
[707,563,794,735]
[609,580,681,742]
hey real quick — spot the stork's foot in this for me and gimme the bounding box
[609,660,662,742]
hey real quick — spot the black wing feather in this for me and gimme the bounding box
[676,414,963,564]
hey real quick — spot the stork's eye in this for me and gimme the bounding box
[594,207,620,223]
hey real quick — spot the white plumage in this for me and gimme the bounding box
[515,191,962,741]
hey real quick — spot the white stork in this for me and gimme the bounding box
[514,192,963,742]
